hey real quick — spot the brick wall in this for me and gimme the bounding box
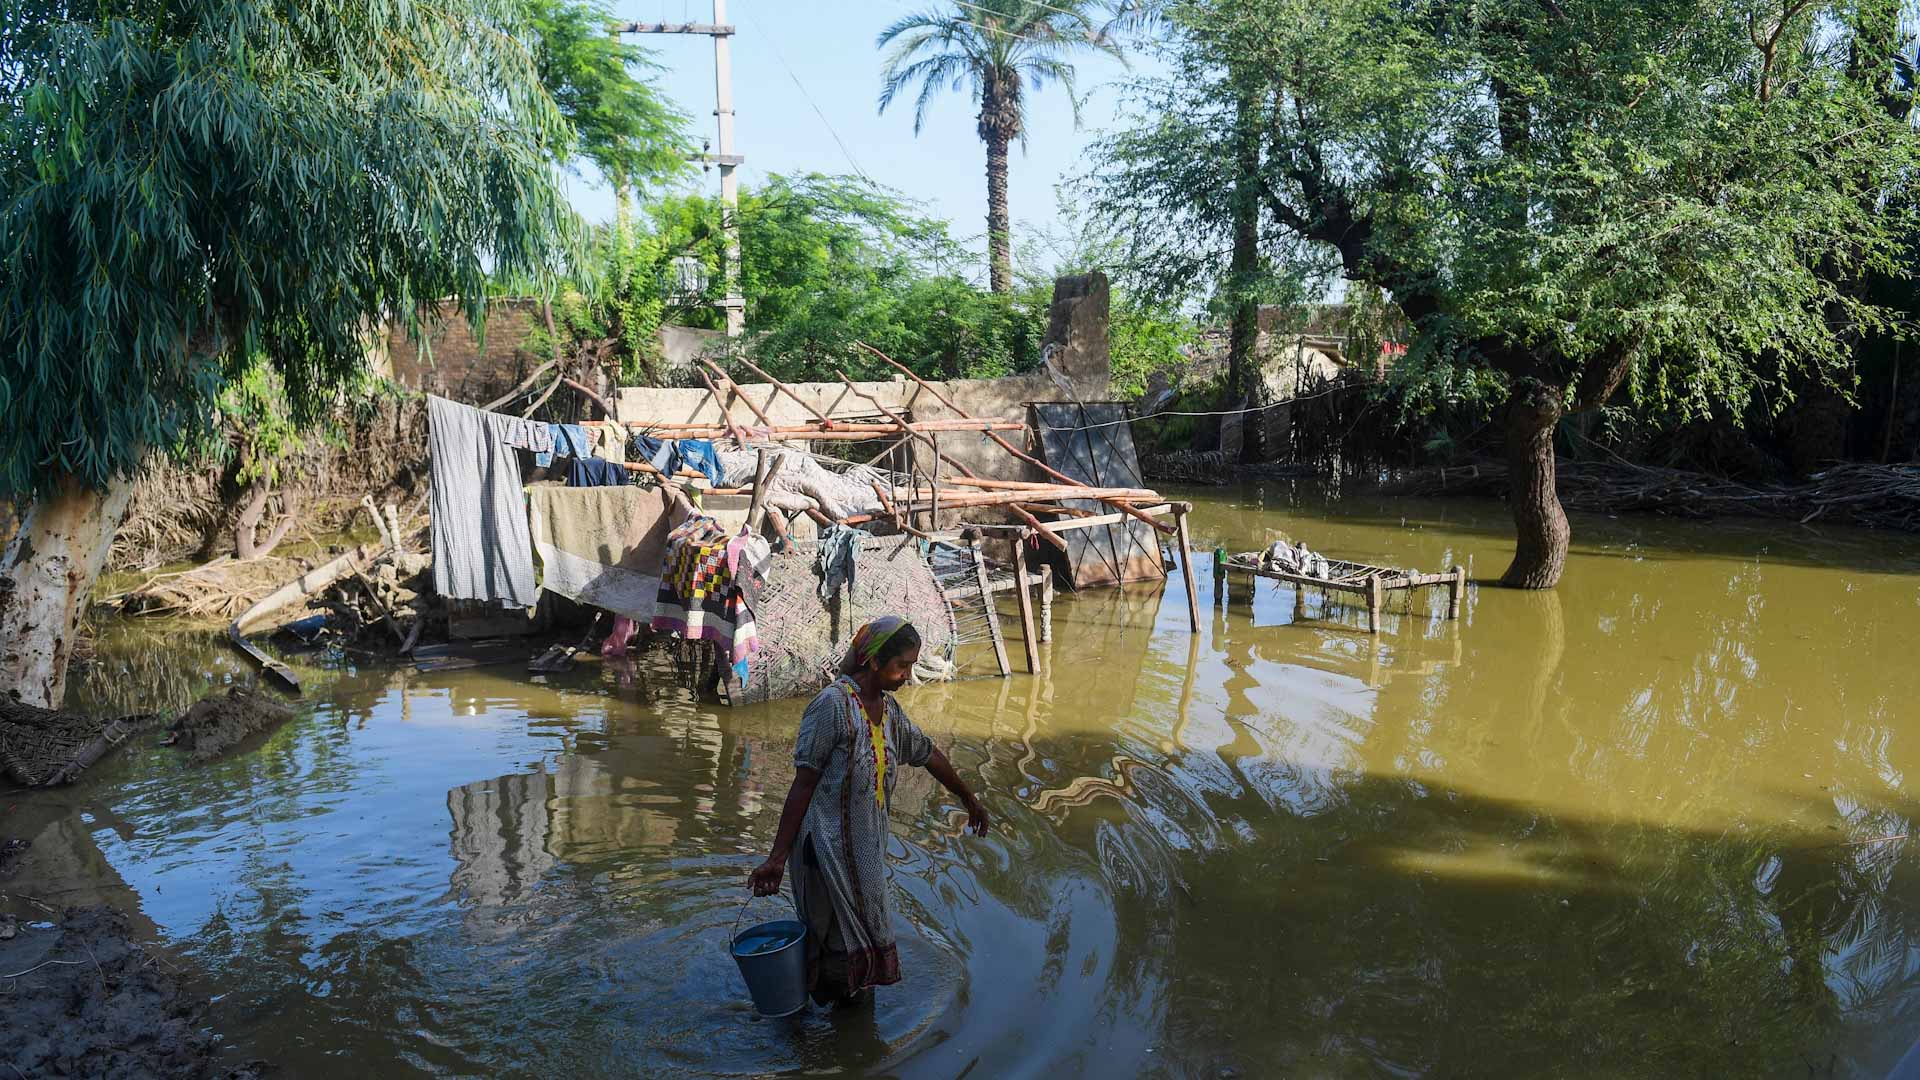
[385,298,549,401]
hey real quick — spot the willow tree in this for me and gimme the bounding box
[877,0,1122,294]
[1095,0,1914,587]
[0,1,577,707]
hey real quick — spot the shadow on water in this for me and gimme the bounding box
[10,484,1920,1077]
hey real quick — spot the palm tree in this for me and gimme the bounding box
[878,1,1122,295]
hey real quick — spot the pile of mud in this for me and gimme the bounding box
[164,687,295,763]
[0,907,264,1078]
[0,700,160,787]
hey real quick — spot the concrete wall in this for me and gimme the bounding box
[386,298,548,400]
[613,273,1116,486]
[614,371,1073,484]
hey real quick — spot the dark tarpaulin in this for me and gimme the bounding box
[1028,402,1166,590]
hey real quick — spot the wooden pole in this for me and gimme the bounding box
[745,449,771,529]
[971,537,1011,678]
[928,432,940,532]
[733,354,837,426]
[1039,570,1054,642]
[1448,565,1466,620]
[1368,575,1384,634]
[1173,503,1200,634]
[855,340,1172,534]
[835,371,979,478]
[1011,533,1041,673]
[560,375,617,419]
[696,367,750,447]
[699,358,776,429]
[1009,504,1069,552]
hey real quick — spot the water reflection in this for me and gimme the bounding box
[22,487,1920,1077]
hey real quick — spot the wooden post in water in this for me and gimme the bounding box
[1011,532,1041,674]
[1174,503,1200,634]
[970,536,1011,677]
[1039,570,1054,642]
[1448,565,1466,620]
[1367,575,1384,634]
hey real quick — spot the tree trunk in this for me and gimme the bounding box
[984,128,1013,295]
[0,473,135,708]
[1499,379,1568,589]
[1227,89,1263,464]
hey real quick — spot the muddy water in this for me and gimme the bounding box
[15,484,1920,1077]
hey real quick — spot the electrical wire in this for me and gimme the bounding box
[739,0,877,186]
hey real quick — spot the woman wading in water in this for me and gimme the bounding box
[748,616,990,1006]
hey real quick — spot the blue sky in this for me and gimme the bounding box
[560,1,1155,287]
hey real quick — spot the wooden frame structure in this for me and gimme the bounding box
[591,345,1206,678]
[1221,556,1466,633]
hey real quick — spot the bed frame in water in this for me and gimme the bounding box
[1219,555,1467,633]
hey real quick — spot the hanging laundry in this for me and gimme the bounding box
[527,484,687,622]
[816,523,862,602]
[426,395,539,608]
[651,516,762,681]
[568,456,628,487]
[629,433,680,476]
[592,422,627,465]
[676,439,724,486]
[536,423,593,468]
[498,415,552,456]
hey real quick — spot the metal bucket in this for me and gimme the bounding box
[729,893,809,1017]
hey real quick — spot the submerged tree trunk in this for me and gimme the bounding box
[0,474,135,708]
[984,128,1013,295]
[1499,379,1568,590]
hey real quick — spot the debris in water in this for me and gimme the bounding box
[0,906,267,1079]
[163,686,296,762]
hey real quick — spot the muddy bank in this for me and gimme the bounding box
[0,906,265,1079]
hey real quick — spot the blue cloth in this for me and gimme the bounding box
[676,439,724,486]
[629,434,677,474]
[536,423,593,468]
[567,456,628,487]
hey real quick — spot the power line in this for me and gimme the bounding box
[740,0,877,185]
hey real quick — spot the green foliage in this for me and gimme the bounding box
[574,173,1049,382]
[1107,303,1197,399]
[876,0,1120,141]
[1093,0,1918,425]
[212,361,301,488]
[0,0,578,501]
[517,0,691,190]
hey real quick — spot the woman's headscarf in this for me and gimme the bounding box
[840,615,911,674]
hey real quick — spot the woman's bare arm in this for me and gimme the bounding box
[924,747,990,837]
[748,766,822,894]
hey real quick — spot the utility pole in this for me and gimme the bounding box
[616,1,745,337]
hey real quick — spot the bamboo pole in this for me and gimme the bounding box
[585,419,1022,436]
[1016,502,1098,518]
[836,371,980,479]
[732,354,838,427]
[699,358,776,429]
[854,341,1174,535]
[885,484,1159,503]
[696,367,750,447]
[1009,504,1069,552]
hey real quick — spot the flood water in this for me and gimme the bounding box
[12,483,1920,1077]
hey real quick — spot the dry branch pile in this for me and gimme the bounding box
[1390,459,1920,531]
